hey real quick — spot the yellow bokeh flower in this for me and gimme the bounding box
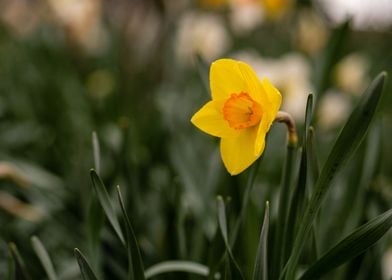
[191,59,282,175]
[260,0,292,19]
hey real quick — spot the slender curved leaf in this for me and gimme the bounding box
[284,94,314,266]
[285,72,387,280]
[86,197,104,275]
[299,208,392,280]
[117,186,145,280]
[252,201,270,280]
[8,243,31,280]
[145,261,210,279]
[31,236,58,280]
[273,144,298,278]
[90,169,124,244]
[217,196,244,280]
[74,248,99,280]
[307,127,319,187]
[92,131,101,174]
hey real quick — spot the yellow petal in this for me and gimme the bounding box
[255,115,270,155]
[220,127,262,175]
[261,78,282,118]
[191,100,239,138]
[210,59,267,101]
[210,59,249,101]
[236,61,271,107]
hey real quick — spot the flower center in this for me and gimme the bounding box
[223,92,263,130]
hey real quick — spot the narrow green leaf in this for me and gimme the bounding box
[273,144,298,278]
[88,132,104,276]
[359,122,382,189]
[31,236,58,280]
[307,127,319,187]
[283,94,314,266]
[74,248,99,280]
[331,127,380,239]
[252,201,270,280]
[304,94,314,144]
[90,169,125,244]
[92,131,101,174]
[7,248,14,280]
[217,196,244,280]
[86,197,104,276]
[145,261,211,279]
[299,208,392,280]
[8,243,31,280]
[285,72,387,280]
[309,225,319,261]
[117,186,145,280]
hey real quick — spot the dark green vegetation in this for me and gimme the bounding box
[0,1,391,279]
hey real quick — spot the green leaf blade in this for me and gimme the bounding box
[252,201,270,280]
[74,248,99,280]
[92,131,101,174]
[285,72,387,280]
[117,186,146,280]
[284,94,314,266]
[31,236,58,280]
[8,243,31,280]
[90,169,125,244]
[145,261,210,279]
[217,196,244,280]
[299,208,392,280]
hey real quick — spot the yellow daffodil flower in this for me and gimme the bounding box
[191,59,282,175]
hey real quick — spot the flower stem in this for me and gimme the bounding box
[275,111,298,147]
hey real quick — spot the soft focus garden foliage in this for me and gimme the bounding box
[0,0,391,279]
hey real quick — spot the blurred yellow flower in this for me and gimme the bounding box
[191,59,281,175]
[260,0,292,18]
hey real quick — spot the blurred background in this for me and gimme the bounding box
[0,0,391,279]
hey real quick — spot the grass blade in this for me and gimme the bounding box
[117,186,146,280]
[307,127,319,188]
[86,197,104,276]
[285,72,387,280]
[145,261,210,278]
[217,196,244,280]
[90,169,125,245]
[74,248,99,280]
[8,243,31,280]
[31,236,58,280]
[303,94,314,145]
[283,95,314,267]
[92,131,101,174]
[299,208,392,280]
[252,201,270,280]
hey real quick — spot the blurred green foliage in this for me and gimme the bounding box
[0,0,391,279]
